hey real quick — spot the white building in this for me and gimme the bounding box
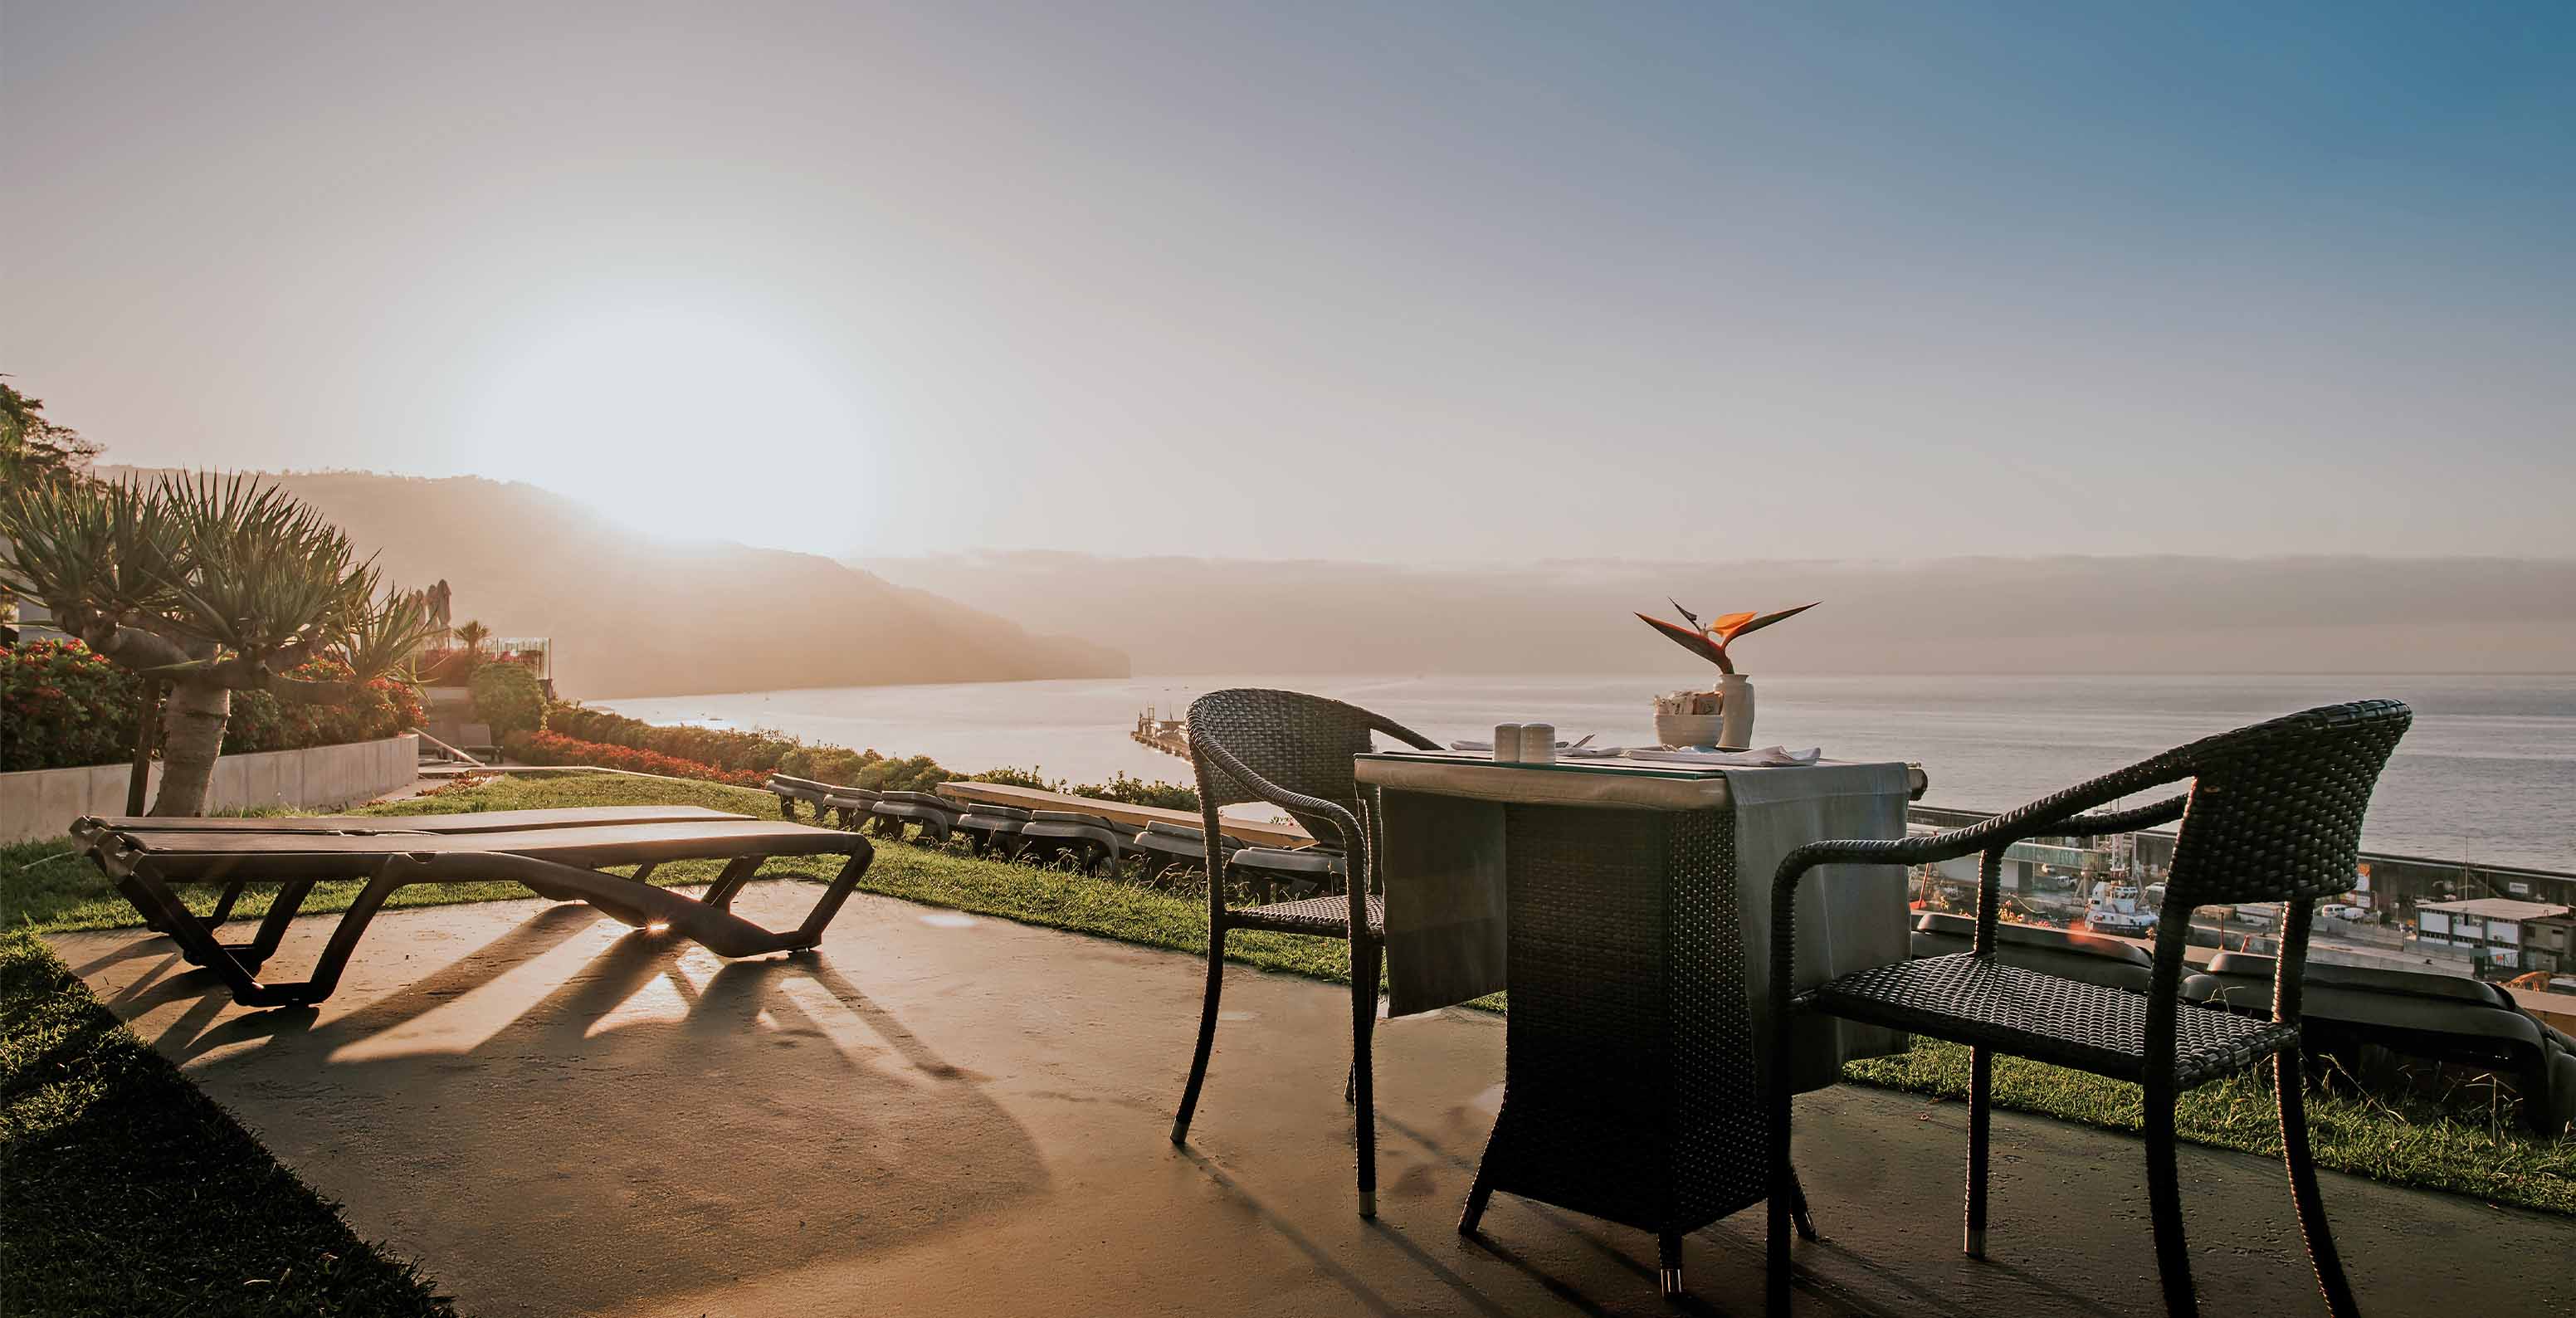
[2415,898,2575,974]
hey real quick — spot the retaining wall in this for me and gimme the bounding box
[0,733,418,843]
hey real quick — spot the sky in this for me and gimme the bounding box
[6,2,2572,561]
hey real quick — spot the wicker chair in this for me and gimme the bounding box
[1168,688,1438,1218]
[1765,700,2410,1317]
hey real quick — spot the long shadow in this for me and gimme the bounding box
[1173,1144,1406,1318]
[152,903,605,1062]
[177,924,1054,1316]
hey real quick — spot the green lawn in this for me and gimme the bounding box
[5,768,2570,1267]
[0,927,455,1317]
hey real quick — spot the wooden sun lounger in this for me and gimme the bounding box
[83,818,872,1008]
[74,806,755,930]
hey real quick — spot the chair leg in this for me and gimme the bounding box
[1966,1044,1992,1257]
[1352,935,1382,1218]
[1171,926,1228,1145]
[1459,1162,1495,1235]
[1767,1062,1794,1316]
[1787,1166,1819,1241]
[2144,1076,2199,1317]
[1657,1230,1685,1296]
[2277,1047,2359,1318]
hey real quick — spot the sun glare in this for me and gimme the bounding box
[463,304,876,555]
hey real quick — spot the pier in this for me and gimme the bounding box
[1133,707,1188,759]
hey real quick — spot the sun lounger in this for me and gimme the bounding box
[766,774,846,822]
[2184,952,2576,1135]
[1130,820,1242,882]
[1013,810,1133,874]
[955,803,1034,857]
[868,791,963,844]
[1908,910,2154,992]
[75,806,755,930]
[1229,842,1344,904]
[820,790,882,828]
[81,818,873,1007]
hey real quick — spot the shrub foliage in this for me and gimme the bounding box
[1,640,141,772]
[2,641,422,771]
[468,661,545,738]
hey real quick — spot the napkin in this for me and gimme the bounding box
[1620,745,1822,767]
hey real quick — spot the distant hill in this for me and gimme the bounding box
[856,550,2576,676]
[102,470,1128,698]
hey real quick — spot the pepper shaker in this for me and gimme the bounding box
[1491,723,1525,764]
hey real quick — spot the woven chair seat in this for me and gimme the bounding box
[1227,893,1382,938]
[1811,953,2300,1086]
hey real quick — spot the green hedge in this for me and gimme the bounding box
[468,661,544,738]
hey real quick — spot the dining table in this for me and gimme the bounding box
[1352,749,1925,1288]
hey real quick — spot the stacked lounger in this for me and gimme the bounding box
[954,803,1034,857]
[2185,952,2576,1135]
[870,791,964,843]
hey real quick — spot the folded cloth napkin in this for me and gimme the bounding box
[1621,745,1822,767]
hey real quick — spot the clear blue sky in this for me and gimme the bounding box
[5,2,2569,559]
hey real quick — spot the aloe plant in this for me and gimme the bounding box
[1636,598,1817,676]
[0,472,436,815]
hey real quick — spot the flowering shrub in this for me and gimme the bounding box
[546,703,796,773]
[1,640,422,770]
[1,639,142,771]
[224,657,426,754]
[502,730,770,788]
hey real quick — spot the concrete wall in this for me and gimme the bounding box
[0,733,418,843]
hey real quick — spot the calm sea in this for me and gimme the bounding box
[599,673,2576,872]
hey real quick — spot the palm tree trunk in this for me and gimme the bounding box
[149,679,232,816]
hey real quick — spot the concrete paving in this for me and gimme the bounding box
[56,885,2574,1317]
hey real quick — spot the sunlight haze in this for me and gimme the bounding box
[7,2,2572,559]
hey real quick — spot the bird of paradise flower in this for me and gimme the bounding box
[1636,598,1818,676]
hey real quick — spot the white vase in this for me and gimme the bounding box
[1717,673,1755,749]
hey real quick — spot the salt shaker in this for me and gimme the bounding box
[1520,722,1555,764]
[1491,723,1525,764]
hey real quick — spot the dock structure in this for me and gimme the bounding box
[1133,707,1188,759]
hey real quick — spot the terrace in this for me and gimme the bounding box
[38,873,2568,1317]
[15,770,2572,1317]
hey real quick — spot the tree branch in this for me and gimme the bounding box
[66,610,196,673]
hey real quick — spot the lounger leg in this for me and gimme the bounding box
[2144,1076,2199,1317]
[1173,925,1229,1145]
[700,856,761,911]
[1352,934,1380,1218]
[205,881,247,926]
[776,795,798,821]
[1658,1230,1685,1297]
[227,879,316,971]
[2277,1046,2359,1318]
[1966,1044,1992,1257]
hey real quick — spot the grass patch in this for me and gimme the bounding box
[1847,1037,2575,1217]
[0,927,455,1316]
[8,770,2569,1220]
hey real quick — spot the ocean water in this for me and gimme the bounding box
[599,673,2576,871]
